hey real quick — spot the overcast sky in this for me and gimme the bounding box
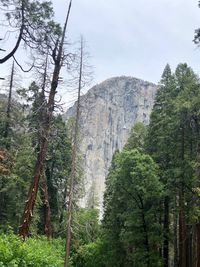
[1,0,200,107]
[57,0,200,84]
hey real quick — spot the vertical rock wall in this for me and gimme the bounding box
[65,76,157,214]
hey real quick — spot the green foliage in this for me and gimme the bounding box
[146,64,199,198]
[145,63,200,264]
[71,239,106,267]
[125,122,147,151]
[72,208,100,247]
[0,133,36,231]
[1,0,62,59]
[0,232,64,267]
[2,59,200,267]
[0,82,73,235]
[45,114,72,235]
[0,92,36,231]
[103,149,163,267]
[0,94,25,150]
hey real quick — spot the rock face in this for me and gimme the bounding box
[65,76,157,213]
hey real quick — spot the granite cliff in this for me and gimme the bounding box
[65,76,157,213]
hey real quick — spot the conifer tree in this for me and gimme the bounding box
[103,146,163,267]
[146,63,200,267]
[146,64,176,267]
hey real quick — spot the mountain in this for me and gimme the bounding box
[64,76,157,214]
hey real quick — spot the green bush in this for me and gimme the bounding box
[0,232,64,267]
[71,239,106,267]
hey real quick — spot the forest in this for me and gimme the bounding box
[1,0,200,267]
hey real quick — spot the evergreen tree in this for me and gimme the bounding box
[125,122,147,151]
[103,149,163,267]
[0,80,35,231]
[145,64,176,267]
[45,114,72,235]
[146,63,200,267]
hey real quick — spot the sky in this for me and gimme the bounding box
[1,0,200,108]
[60,0,200,84]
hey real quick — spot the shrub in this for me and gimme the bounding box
[0,232,64,267]
[71,239,106,267]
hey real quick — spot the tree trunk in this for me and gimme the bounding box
[41,173,52,238]
[179,191,187,267]
[163,196,169,267]
[159,201,163,259]
[4,61,14,149]
[188,225,193,267]
[178,124,188,267]
[19,0,72,239]
[173,197,178,267]
[142,211,150,267]
[193,117,200,267]
[64,34,83,267]
[19,72,58,239]
[19,136,48,238]
[196,223,200,267]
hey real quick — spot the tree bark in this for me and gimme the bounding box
[19,136,48,238]
[173,197,178,267]
[142,211,150,267]
[0,0,24,64]
[19,0,72,239]
[196,223,200,267]
[64,34,83,267]
[163,196,169,267]
[4,61,14,149]
[179,191,187,267]
[178,125,187,267]
[193,117,200,267]
[41,173,52,238]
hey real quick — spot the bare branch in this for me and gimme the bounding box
[13,55,34,72]
[0,0,24,63]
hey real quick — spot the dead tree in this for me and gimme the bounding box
[0,0,24,64]
[4,61,15,149]
[19,0,73,239]
[40,172,52,238]
[36,53,52,238]
[64,36,93,267]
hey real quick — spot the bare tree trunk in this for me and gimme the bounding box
[40,53,52,238]
[4,61,14,149]
[19,137,48,238]
[19,0,73,239]
[64,36,83,267]
[41,173,52,238]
